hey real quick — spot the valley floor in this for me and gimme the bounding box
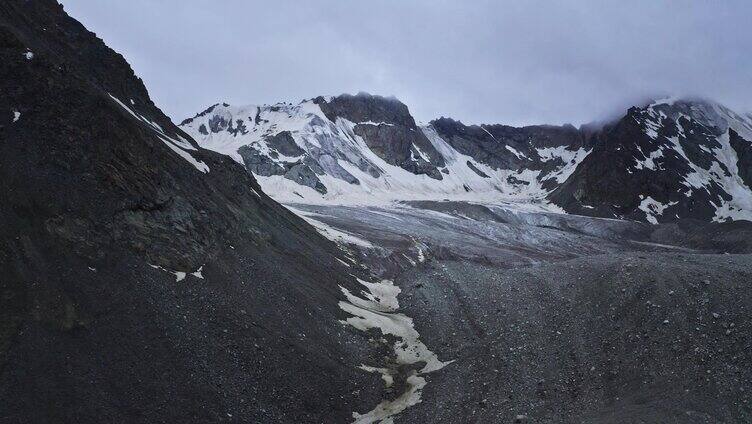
[287,201,752,423]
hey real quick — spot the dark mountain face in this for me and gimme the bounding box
[430,117,591,190]
[550,99,752,223]
[431,117,588,169]
[0,2,383,422]
[730,128,752,188]
[315,93,446,179]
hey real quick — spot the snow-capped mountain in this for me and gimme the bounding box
[551,98,752,223]
[180,93,591,205]
[182,94,752,223]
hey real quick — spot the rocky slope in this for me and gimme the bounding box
[3,2,752,423]
[183,96,752,223]
[0,2,410,422]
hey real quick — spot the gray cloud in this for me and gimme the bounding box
[62,0,752,126]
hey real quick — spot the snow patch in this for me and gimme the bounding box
[633,147,664,171]
[287,206,374,248]
[505,144,527,159]
[339,278,452,423]
[357,121,395,127]
[638,195,677,224]
[149,264,204,282]
[109,94,209,173]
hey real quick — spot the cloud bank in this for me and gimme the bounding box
[62,0,752,126]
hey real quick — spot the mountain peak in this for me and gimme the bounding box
[181,91,752,223]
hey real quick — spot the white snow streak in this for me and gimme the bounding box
[287,206,374,248]
[339,278,452,423]
[109,94,209,173]
[149,264,204,282]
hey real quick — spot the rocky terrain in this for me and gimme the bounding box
[291,201,752,423]
[2,1,751,424]
[0,2,388,422]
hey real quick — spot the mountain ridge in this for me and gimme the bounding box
[181,93,752,223]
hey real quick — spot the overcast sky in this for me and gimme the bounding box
[61,0,751,126]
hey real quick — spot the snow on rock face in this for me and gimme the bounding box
[182,93,751,223]
[551,97,752,223]
[12,110,20,122]
[109,94,209,173]
[635,99,752,222]
[638,195,677,224]
[181,94,590,206]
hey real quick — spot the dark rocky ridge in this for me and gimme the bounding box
[315,93,446,179]
[238,130,328,194]
[730,128,752,188]
[431,117,589,169]
[0,1,383,422]
[431,117,592,191]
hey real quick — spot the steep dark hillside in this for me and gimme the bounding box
[0,1,381,422]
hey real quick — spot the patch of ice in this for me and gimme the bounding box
[505,144,527,159]
[358,365,394,388]
[336,258,352,267]
[412,143,431,162]
[191,266,204,279]
[633,147,664,171]
[352,373,425,424]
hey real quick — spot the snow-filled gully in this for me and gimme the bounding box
[338,278,453,423]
